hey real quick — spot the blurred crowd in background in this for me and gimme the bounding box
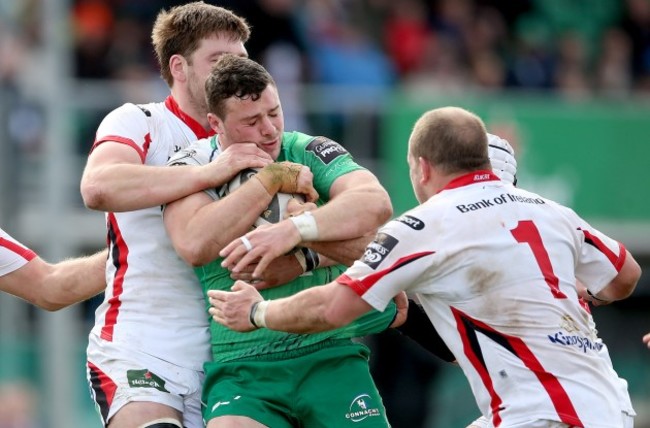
[3,0,650,94]
[2,0,650,153]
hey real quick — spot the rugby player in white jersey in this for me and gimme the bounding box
[0,227,105,310]
[79,4,275,428]
[210,107,641,428]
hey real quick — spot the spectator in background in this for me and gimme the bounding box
[0,381,38,428]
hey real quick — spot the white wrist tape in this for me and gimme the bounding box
[289,211,319,241]
[251,300,270,328]
[294,249,307,273]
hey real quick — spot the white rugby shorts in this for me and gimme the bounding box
[86,333,204,428]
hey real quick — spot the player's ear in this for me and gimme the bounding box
[169,54,187,83]
[418,156,431,184]
[207,113,224,135]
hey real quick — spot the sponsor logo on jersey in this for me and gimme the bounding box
[547,331,603,353]
[395,215,425,230]
[306,136,348,164]
[127,369,168,392]
[345,393,382,422]
[362,233,398,269]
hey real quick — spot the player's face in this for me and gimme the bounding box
[217,84,284,160]
[186,34,248,114]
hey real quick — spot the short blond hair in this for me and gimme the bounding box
[409,107,490,174]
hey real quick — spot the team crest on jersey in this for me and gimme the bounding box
[127,369,168,392]
[306,136,348,164]
[395,215,424,230]
[362,233,398,269]
[345,393,382,422]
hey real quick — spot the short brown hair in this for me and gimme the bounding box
[152,2,250,87]
[409,107,490,174]
[205,55,276,119]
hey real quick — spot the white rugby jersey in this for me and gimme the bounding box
[0,228,36,277]
[89,97,212,370]
[339,171,628,428]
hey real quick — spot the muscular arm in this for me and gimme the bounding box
[81,142,272,212]
[303,234,374,267]
[164,162,315,266]
[585,250,641,303]
[308,170,392,241]
[210,280,373,333]
[220,170,392,276]
[164,175,275,266]
[0,250,107,311]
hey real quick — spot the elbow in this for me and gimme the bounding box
[371,188,393,225]
[40,301,66,312]
[80,179,108,211]
[378,195,393,225]
[356,188,393,231]
[173,239,213,267]
[32,295,66,312]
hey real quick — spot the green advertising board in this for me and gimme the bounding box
[380,94,650,251]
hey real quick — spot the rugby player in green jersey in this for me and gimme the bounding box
[164,54,402,428]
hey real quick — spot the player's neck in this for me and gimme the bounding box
[170,88,211,132]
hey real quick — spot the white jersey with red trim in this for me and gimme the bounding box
[89,97,212,371]
[339,171,628,428]
[0,228,36,276]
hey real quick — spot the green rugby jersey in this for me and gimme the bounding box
[195,131,396,363]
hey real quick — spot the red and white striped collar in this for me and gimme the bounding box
[164,96,214,139]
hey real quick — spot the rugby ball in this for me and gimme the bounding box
[225,168,306,228]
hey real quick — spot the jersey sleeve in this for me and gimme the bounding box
[0,229,37,277]
[560,205,626,294]
[289,134,365,199]
[92,103,152,163]
[166,137,222,201]
[337,212,436,311]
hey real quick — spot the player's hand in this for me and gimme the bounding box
[577,281,611,306]
[208,281,263,332]
[229,253,304,290]
[204,142,273,186]
[256,162,319,202]
[285,198,318,219]
[220,221,302,278]
[643,332,650,349]
[389,291,409,328]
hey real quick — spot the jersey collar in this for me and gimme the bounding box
[438,170,501,194]
[164,96,215,139]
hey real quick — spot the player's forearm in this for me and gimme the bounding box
[304,235,374,267]
[81,164,215,212]
[174,178,275,266]
[40,249,107,311]
[307,186,391,242]
[264,286,346,333]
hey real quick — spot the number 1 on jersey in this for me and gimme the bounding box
[511,220,567,299]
